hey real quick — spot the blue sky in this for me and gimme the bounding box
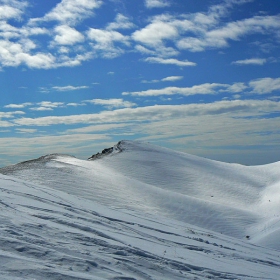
[0,0,280,166]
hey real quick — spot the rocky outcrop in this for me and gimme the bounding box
[88,141,123,160]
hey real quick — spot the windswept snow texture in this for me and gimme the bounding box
[1,140,280,279]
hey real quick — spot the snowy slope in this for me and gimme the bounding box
[1,140,280,279]
[2,140,280,247]
[1,174,280,280]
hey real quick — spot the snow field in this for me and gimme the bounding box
[1,140,280,279]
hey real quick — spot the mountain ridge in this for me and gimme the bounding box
[1,140,280,249]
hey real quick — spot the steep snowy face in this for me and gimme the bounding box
[1,140,280,248]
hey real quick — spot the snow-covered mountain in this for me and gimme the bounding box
[1,140,280,279]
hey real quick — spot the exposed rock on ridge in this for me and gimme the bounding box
[88,140,124,160]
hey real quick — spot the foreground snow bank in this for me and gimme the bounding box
[1,173,280,280]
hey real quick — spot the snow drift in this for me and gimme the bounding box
[0,140,280,279]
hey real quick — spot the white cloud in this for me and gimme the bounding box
[38,101,64,108]
[161,76,183,82]
[2,112,280,166]
[131,8,215,52]
[52,85,89,91]
[249,77,280,94]
[123,77,280,97]
[30,101,64,111]
[0,21,20,39]
[65,123,129,134]
[0,0,276,71]
[134,45,155,55]
[0,5,19,20]
[135,114,280,162]
[0,1,27,20]
[233,94,241,99]
[18,52,56,69]
[67,102,85,107]
[84,98,136,109]
[142,76,183,83]
[38,87,50,93]
[3,82,279,165]
[53,25,84,45]
[30,107,54,111]
[87,28,129,58]
[122,83,230,97]
[144,57,196,67]
[4,102,32,109]
[106,14,135,30]
[21,26,49,37]
[87,28,128,45]
[16,128,37,133]
[223,83,248,93]
[132,17,179,47]
[30,101,65,111]
[178,15,280,52]
[232,58,267,65]
[141,79,160,84]
[0,120,14,127]
[145,0,170,9]
[34,0,103,25]
[0,111,25,119]
[12,100,280,127]
[0,40,56,69]
[132,1,280,56]
[57,46,70,53]
[56,51,94,67]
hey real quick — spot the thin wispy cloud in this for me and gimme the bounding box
[12,100,280,127]
[145,0,170,9]
[52,85,89,91]
[84,98,136,109]
[106,14,135,30]
[30,101,64,111]
[123,83,234,97]
[123,78,280,97]
[0,120,14,128]
[31,0,103,25]
[87,28,129,58]
[4,102,32,109]
[67,102,85,107]
[177,15,280,52]
[232,58,267,65]
[30,107,54,111]
[132,15,179,47]
[0,111,25,118]
[162,76,183,82]
[249,77,280,94]
[16,128,37,133]
[144,57,196,67]
[141,76,183,83]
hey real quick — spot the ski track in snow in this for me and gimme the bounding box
[0,140,280,279]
